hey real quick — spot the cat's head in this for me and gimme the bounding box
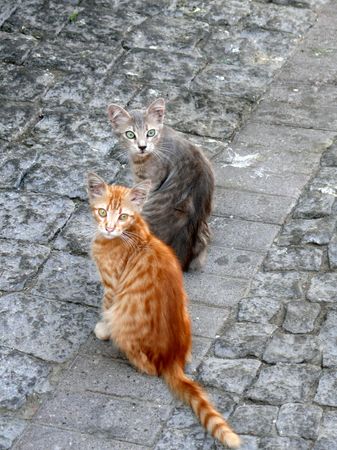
[107,98,165,158]
[87,172,151,239]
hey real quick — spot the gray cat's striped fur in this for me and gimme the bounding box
[107,98,214,271]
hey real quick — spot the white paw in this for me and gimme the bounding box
[94,321,110,340]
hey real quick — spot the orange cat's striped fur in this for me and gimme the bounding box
[87,172,240,449]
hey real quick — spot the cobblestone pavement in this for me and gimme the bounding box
[1,0,337,449]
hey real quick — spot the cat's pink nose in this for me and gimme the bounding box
[105,226,114,233]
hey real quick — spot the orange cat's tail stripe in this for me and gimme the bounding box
[163,364,241,449]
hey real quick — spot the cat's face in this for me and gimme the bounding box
[87,173,151,239]
[107,98,165,158]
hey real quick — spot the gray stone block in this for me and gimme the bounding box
[0,293,97,363]
[53,204,93,254]
[236,123,334,160]
[276,403,322,440]
[202,245,264,279]
[0,191,75,243]
[214,187,296,225]
[0,239,50,292]
[263,332,321,364]
[214,323,277,359]
[321,142,337,166]
[277,217,336,246]
[307,273,337,303]
[283,301,321,333]
[319,310,337,367]
[314,370,337,406]
[184,272,249,308]
[189,302,230,338]
[317,410,337,439]
[198,357,261,395]
[22,142,120,199]
[230,405,278,436]
[214,164,309,198]
[59,354,172,405]
[14,425,148,450]
[31,251,102,307]
[0,103,38,142]
[0,415,27,449]
[0,347,50,411]
[247,363,321,405]
[0,31,38,65]
[293,189,335,218]
[238,297,282,323]
[328,232,337,269]
[209,216,279,252]
[35,391,172,446]
[0,144,38,189]
[259,436,311,450]
[313,437,337,450]
[264,245,323,271]
[249,272,306,299]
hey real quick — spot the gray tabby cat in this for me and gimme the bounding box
[107,98,214,271]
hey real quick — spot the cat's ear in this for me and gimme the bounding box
[87,172,107,198]
[127,180,152,210]
[146,98,165,124]
[107,103,131,129]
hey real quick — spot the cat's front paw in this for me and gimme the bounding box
[94,321,110,340]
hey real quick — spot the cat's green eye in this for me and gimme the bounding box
[147,129,156,137]
[125,130,135,139]
[119,213,129,221]
[98,208,107,217]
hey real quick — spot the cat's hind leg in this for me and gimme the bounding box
[124,347,158,376]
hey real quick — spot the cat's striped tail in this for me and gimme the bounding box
[163,364,241,448]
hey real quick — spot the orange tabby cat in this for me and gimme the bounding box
[87,172,241,449]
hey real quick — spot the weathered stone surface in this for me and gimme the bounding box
[0,144,38,189]
[247,363,321,405]
[314,370,337,406]
[276,403,322,440]
[253,83,337,131]
[277,217,336,246]
[0,191,75,243]
[249,272,305,299]
[314,437,337,450]
[0,31,38,65]
[319,310,337,367]
[283,300,321,333]
[0,347,50,411]
[0,239,50,291]
[184,272,249,308]
[310,168,337,196]
[238,297,282,323]
[35,391,171,446]
[264,245,323,271]
[259,436,310,450]
[293,189,335,218]
[316,410,337,445]
[31,251,102,307]
[209,216,279,252]
[198,357,261,395]
[328,232,337,269]
[59,354,172,405]
[321,142,337,166]
[203,246,264,279]
[26,39,120,75]
[0,64,54,101]
[14,425,148,450]
[307,273,337,303]
[263,332,321,364]
[22,143,120,199]
[53,204,93,254]
[189,303,230,338]
[0,415,27,450]
[0,293,97,363]
[214,323,277,359]
[214,187,296,224]
[230,405,278,436]
[0,103,38,142]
